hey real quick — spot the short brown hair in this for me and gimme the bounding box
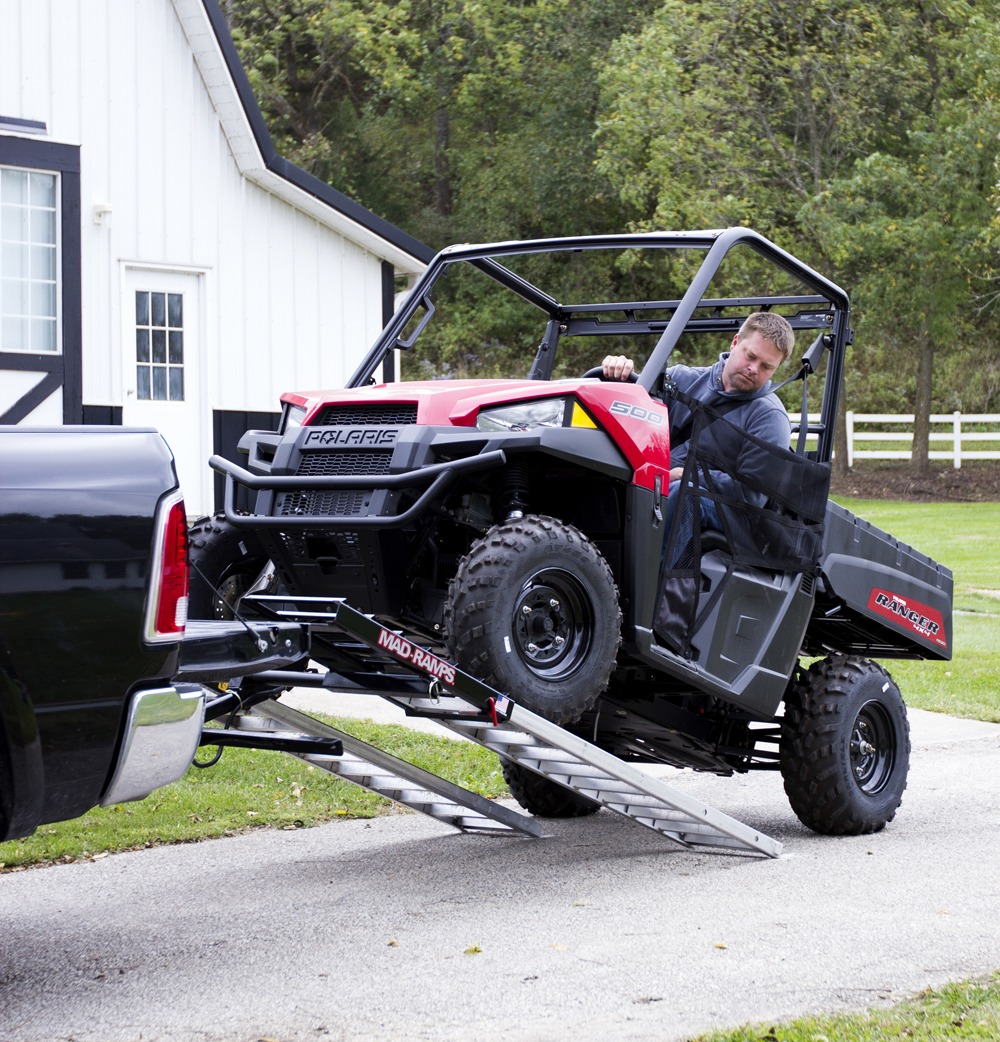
[739,312,795,363]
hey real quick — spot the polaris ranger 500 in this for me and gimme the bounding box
[195,228,952,836]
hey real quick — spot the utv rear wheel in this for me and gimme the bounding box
[501,760,600,818]
[187,514,271,620]
[445,515,621,725]
[781,654,909,835]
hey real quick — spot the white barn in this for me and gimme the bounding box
[0,0,432,514]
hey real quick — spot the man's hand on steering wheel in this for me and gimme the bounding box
[587,354,641,383]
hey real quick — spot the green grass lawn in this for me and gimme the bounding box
[832,498,999,722]
[695,973,1000,1042]
[0,717,506,871]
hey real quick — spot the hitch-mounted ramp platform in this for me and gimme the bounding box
[206,596,783,858]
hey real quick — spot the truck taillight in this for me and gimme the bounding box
[145,490,189,644]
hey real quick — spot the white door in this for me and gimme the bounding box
[121,267,212,515]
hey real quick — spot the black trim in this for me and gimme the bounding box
[0,372,62,424]
[0,352,60,372]
[201,0,433,267]
[381,260,396,382]
[0,138,82,424]
[212,409,281,512]
[82,404,123,425]
[0,116,46,134]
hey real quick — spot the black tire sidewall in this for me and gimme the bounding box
[446,516,621,725]
[782,655,910,835]
[187,514,269,620]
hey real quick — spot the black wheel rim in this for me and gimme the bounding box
[512,568,594,680]
[212,566,264,620]
[850,699,896,795]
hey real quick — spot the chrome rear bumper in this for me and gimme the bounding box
[101,684,205,806]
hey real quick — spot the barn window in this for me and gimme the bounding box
[135,290,184,400]
[0,167,59,352]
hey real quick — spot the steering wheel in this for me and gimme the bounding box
[581,366,639,383]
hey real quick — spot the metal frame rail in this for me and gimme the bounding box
[240,595,783,858]
[237,697,545,838]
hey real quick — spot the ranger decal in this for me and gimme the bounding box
[867,588,948,650]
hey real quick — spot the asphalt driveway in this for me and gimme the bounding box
[1,706,998,1042]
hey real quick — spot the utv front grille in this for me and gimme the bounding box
[312,403,418,425]
[296,450,393,476]
[278,490,370,517]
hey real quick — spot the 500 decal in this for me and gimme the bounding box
[610,401,665,426]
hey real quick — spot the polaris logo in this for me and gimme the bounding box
[376,627,457,685]
[304,428,398,447]
[868,588,948,649]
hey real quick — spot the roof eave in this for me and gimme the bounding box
[171,0,433,274]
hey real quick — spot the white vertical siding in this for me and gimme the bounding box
[1,0,401,426]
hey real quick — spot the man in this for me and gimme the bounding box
[602,311,795,536]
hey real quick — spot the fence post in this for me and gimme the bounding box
[846,411,854,468]
[953,411,962,469]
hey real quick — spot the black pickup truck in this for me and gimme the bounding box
[0,426,310,845]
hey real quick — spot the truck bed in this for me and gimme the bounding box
[807,502,953,660]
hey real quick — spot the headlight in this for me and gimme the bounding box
[281,404,307,433]
[476,397,597,432]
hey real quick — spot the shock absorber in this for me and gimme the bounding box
[504,460,530,520]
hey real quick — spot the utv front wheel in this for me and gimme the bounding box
[187,514,272,620]
[781,654,910,835]
[445,515,621,726]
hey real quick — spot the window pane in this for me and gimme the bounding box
[1,169,26,204]
[135,291,149,325]
[168,366,184,401]
[151,292,165,327]
[137,366,151,399]
[152,367,167,401]
[2,315,27,349]
[1,203,28,240]
[136,328,150,363]
[2,278,28,313]
[168,330,183,364]
[30,281,56,317]
[29,173,56,208]
[2,241,26,277]
[30,317,56,352]
[152,329,166,363]
[167,293,182,327]
[31,244,56,280]
[29,207,55,244]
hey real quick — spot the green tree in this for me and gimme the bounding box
[806,3,1000,473]
[594,0,915,244]
[596,0,1000,474]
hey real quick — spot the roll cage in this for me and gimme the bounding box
[348,227,852,465]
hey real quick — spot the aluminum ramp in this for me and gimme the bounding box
[240,595,783,858]
[228,697,546,838]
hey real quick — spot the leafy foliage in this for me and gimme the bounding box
[222,0,1000,426]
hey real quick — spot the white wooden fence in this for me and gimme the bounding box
[845,412,1000,469]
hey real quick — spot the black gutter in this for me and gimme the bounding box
[200,0,434,266]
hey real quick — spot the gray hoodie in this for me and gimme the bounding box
[665,352,791,507]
